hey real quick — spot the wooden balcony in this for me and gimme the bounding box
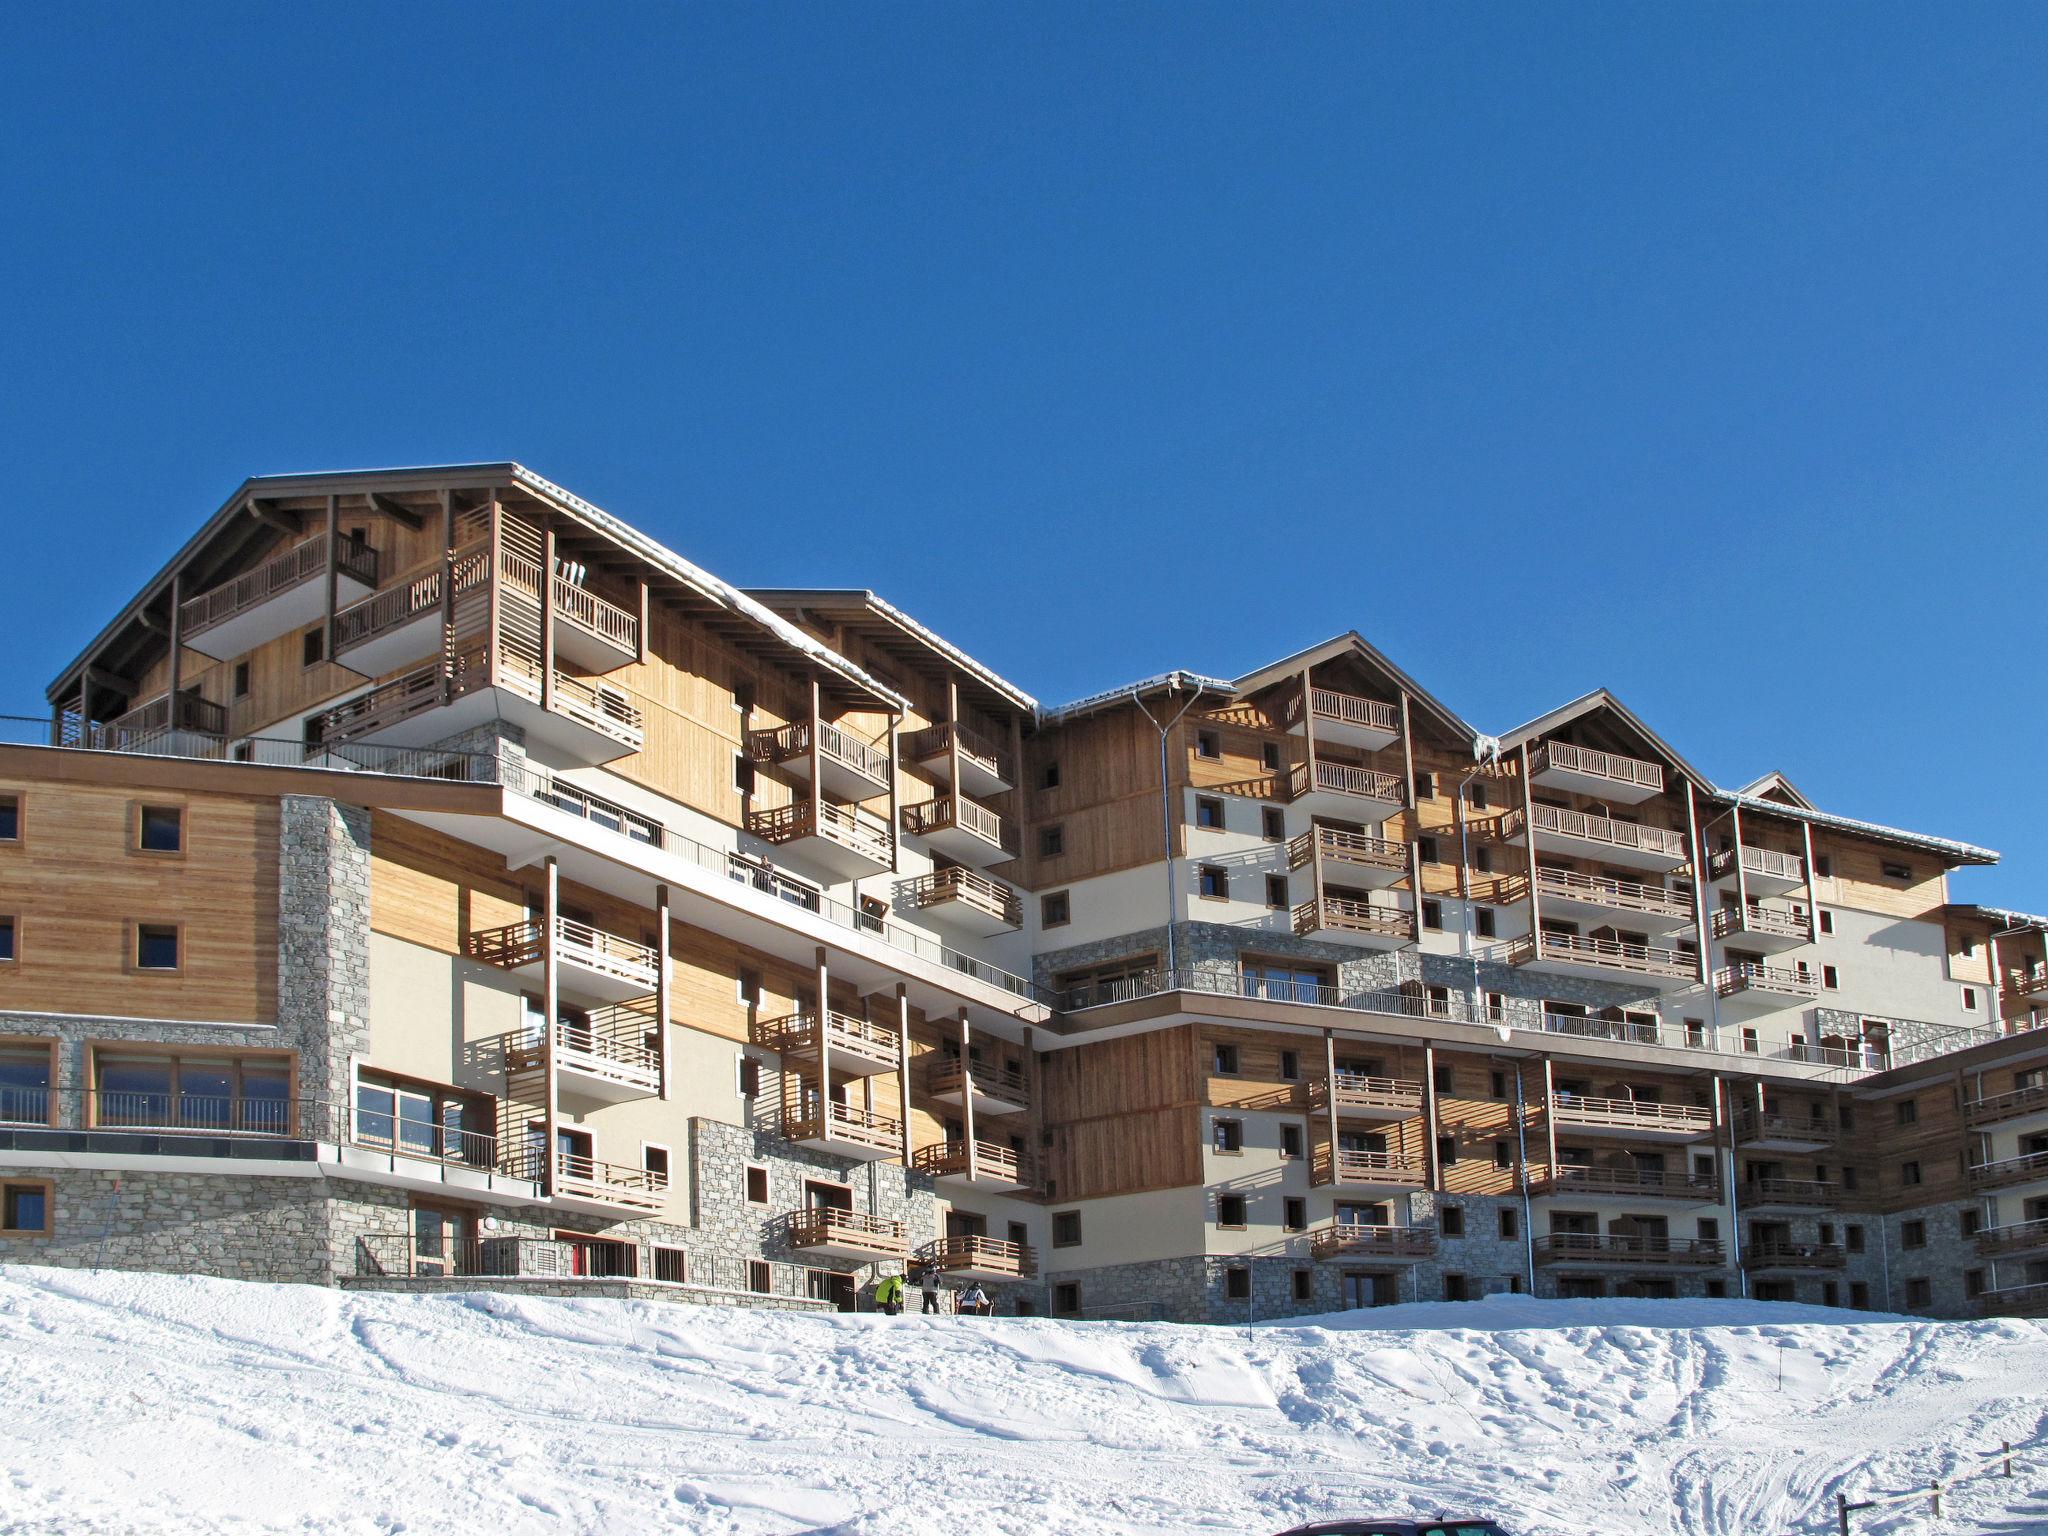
[910,1140,1035,1192]
[1711,904,1814,954]
[179,530,379,660]
[1967,1148,2048,1192]
[926,1056,1030,1116]
[1741,1241,1845,1272]
[2006,963,2048,1005]
[1310,1072,1424,1122]
[915,1235,1037,1281]
[1310,1148,1427,1191]
[1532,1165,1720,1202]
[1974,1218,2048,1258]
[1977,1282,2048,1319]
[1501,804,1688,872]
[1533,1233,1724,1268]
[505,1008,662,1104]
[467,917,662,1005]
[495,546,640,672]
[900,795,1010,868]
[899,867,1022,936]
[1506,931,1698,989]
[1528,742,1665,806]
[307,649,642,764]
[745,798,894,881]
[783,1100,903,1163]
[1714,962,1822,1011]
[1308,1222,1437,1262]
[551,1151,667,1215]
[748,720,892,803]
[1289,828,1407,890]
[1963,1082,2048,1126]
[1709,846,1805,897]
[1534,867,1695,934]
[750,1010,901,1079]
[1734,1111,1837,1152]
[1742,1177,1839,1212]
[1549,1093,1714,1142]
[1287,686,1400,752]
[786,1207,908,1261]
[1284,759,1403,822]
[902,720,1013,797]
[331,543,488,675]
[1293,895,1414,949]
[102,689,228,750]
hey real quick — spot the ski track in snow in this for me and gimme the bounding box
[0,1267,2044,1536]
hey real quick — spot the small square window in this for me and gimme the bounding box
[1436,1134,1457,1167]
[1961,987,1977,1011]
[1814,855,1833,878]
[1473,845,1492,873]
[1416,836,1440,864]
[1197,866,1228,900]
[1212,1118,1243,1153]
[302,627,325,667]
[0,917,15,964]
[1474,907,1497,939]
[0,795,16,842]
[1413,770,1436,800]
[737,1056,761,1099]
[1040,891,1071,928]
[731,680,755,713]
[1195,730,1221,760]
[1042,761,1061,791]
[1262,742,1282,771]
[1960,1209,1982,1237]
[1467,782,1490,811]
[653,1246,687,1284]
[1900,1160,1922,1187]
[1,1181,49,1234]
[1823,965,1840,990]
[232,662,251,699]
[1432,1064,1454,1093]
[1260,806,1285,841]
[1283,1197,1306,1232]
[1493,1140,1512,1170]
[137,805,183,853]
[1264,875,1289,910]
[1904,1277,1931,1308]
[1279,1124,1303,1159]
[1039,825,1065,857]
[643,1145,671,1181]
[1223,1265,1251,1298]
[1440,1205,1464,1237]
[1882,861,1913,882]
[1291,1269,1313,1302]
[1212,1045,1241,1076]
[1900,1219,1926,1249]
[1195,797,1225,830]
[1845,1225,1865,1253]
[134,924,179,971]
[744,1165,770,1205]
[1818,909,1835,935]
[1895,1099,1918,1126]
[1489,1071,1507,1100]
[1217,1195,1248,1229]
[1052,1210,1082,1247]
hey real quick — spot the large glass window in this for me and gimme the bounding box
[93,1053,292,1131]
[0,1049,50,1124]
[353,1073,488,1167]
[1240,959,1330,1005]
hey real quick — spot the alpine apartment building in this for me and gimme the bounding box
[1,463,2043,1323]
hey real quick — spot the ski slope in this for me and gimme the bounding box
[0,1266,2043,1536]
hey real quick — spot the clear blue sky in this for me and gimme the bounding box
[3,6,2043,904]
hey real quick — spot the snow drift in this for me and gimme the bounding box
[0,1266,2043,1536]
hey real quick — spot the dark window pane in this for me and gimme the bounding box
[136,926,179,970]
[138,807,182,852]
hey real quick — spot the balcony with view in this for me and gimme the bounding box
[1286,685,1401,753]
[1528,741,1666,806]
[902,719,1013,797]
[178,529,379,661]
[1501,803,1688,873]
[1505,929,1698,989]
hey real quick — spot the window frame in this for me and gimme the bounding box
[1211,1117,1245,1155]
[129,921,184,974]
[1194,796,1226,831]
[1051,1210,1082,1248]
[651,1244,688,1284]
[0,913,17,968]
[0,791,21,845]
[1217,1197,1249,1232]
[0,1178,53,1237]
[743,1163,771,1207]
[133,801,186,857]
[1196,864,1229,901]
[1039,890,1072,929]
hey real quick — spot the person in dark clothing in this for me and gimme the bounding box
[919,1265,943,1314]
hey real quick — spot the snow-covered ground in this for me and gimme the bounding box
[1,1267,2044,1536]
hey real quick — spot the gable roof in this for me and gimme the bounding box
[1734,771,1817,810]
[1495,689,1713,791]
[1040,670,1237,726]
[1227,632,1483,752]
[745,588,1037,718]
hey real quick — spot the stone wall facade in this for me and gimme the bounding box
[277,795,372,1106]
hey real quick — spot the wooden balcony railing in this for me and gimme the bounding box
[927,1056,1030,1108]
[746,799,895,866]
[1307,1222,1437,1261]
[179,531,378,637]
[1529,741,1665,795]
[1288,827,1406,876]
[1533,1233,1724,1266]
[496,651,643,746]
[1507,931,1697,981]
[505,1010,661,1092]
[1317,1148,1427,1186]
[1734,1110,1837,1145]
[1535,867,1694,922]
[748,720,892,788]
[1285,759,1403,805]
[1714,962,1822,1000]
[901,795,1008,852]
[1964,1082,2048,1125]
[915,1234,1037,1279]
[750,1009,900,1064]
[1741,1241,1845,1271]
[332,544,488,655]
[1534,1165,1720,1201]
[1745,1177,1839,1207]
[466,917,661,993]
[1966,1148,2048,1190]
[1710,846,1805,884]
[1974,1217,2048,1256]
[551,1151,667,1212]
[105,690,228,742]
[1502,804,1688,861]
[783,1099,903,1157]
[787,1207,907,1256]
[901,720,1012,784]
[1312,1073,1424,1115]
[1307,687,1400,737]
[910,1140,1033,1187]
[1294,895,1414,942]
[1549,1093,1714,1135]
[2006,962,2048,996]
[1978,1282,2048,1317]
[1712,905,1814,943]
[899,867,1023,929]
[496,547,640,655]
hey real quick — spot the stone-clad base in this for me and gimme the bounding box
[338,1276,836,1312]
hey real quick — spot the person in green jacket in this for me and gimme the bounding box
[874,1273,905,1315]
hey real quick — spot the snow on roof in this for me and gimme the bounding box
[1040,670,1237,724]
[1710,788,1998,866]
[742,587,1037,713]
[1954,904,2048,932]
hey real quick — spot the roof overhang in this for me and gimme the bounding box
[746,588,1037,720]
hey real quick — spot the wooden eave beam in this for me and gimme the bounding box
[245,496,301,534]
[366,491,425,529]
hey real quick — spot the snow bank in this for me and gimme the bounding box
[0,1265,2042,1536]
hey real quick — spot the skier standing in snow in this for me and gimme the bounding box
[958,1282,989,1317]
[918,1265,943,1315]
[874,1272,905,1315]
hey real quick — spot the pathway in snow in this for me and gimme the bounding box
[0,1267,2043,1535]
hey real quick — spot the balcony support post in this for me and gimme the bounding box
[1009,712,1027,855]
[636,578,649,666]
[1799,817,1821,958]
[1518,742,1543,952]
[539,523,557,713]
[436,491,457,703]
[1684,782,1717,1018]
[655,883,671,1102]
[814,946,832,1142]
[1299,669,1317,786]
[1422,1043,1441,1192]
[166,570,184,725]
[1718,1076,1746,1295]
[862,999,876,1123]
[1023,1024,1040,1191]
[1322,1029,1339,1178]
[886,710,901,874]
[958,1010,977,1182]
[947,677,963,814]
[485,490,503,694]
[1512,1065,1536,1291]
[323,494,339,666]
[542,855,560,1197]
[1730,802,1750,910]
[895,984,913,1167]
[1541,1055,1558,1180]
[808,679,824,839]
